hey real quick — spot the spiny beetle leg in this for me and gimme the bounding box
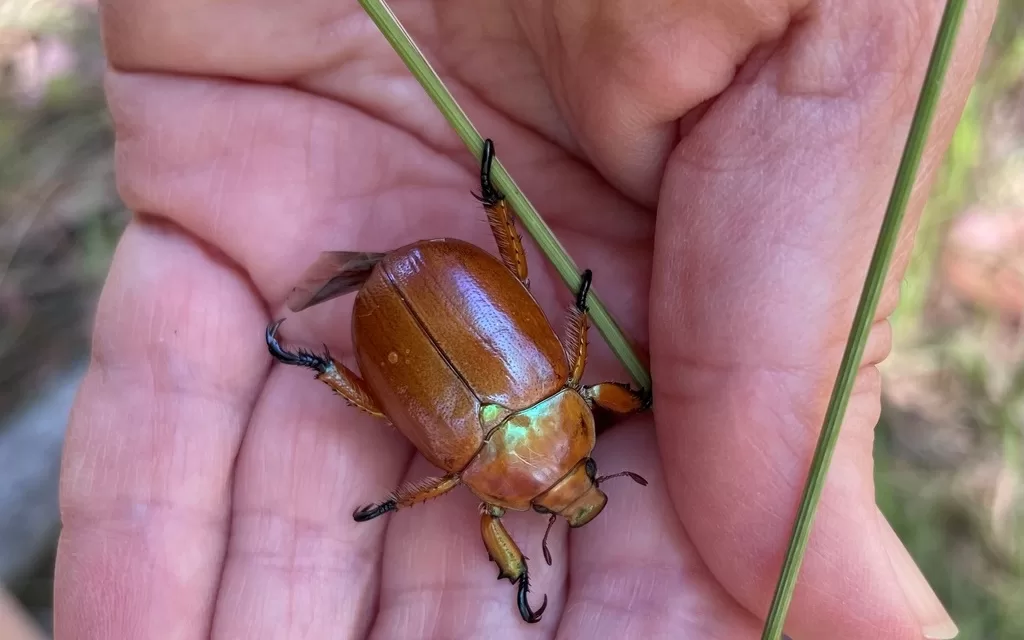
[353,474,460,523]
[585,382,651,415]
[266,319,386,419]
[480,505,547,623]
[564,269,593,386]
[472,139,529,287]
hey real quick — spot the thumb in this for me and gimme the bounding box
[649,2,996,639]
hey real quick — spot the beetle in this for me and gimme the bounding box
[265,139,651,623]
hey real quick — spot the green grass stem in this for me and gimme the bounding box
[357,0,651,393]
[760,1,967,638]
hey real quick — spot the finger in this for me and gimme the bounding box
[368,456,565,638]
[555,418,762,639]
[649,3,998,640]
[54,219,267,638]
[209,349,412,638]
[511,0,796,206]
[99,0,365,80]
[100,69,421,640]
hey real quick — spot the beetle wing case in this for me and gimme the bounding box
[286,250,387,312]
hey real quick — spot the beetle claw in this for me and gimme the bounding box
[266,319,329,372]
[352,500,397,522]
[476,138,503,207]
[575,269,593,312]
[639,386,654,411]
[517,573,547,624]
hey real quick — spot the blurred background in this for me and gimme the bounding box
[0,1,1021,638]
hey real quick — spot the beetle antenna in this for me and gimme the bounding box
[541,513,557,566]
[595,471,648,487]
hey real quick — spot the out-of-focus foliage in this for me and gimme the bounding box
[1,3,123,634]
[878,1,1024,638]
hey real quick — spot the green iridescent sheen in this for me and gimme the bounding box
[479,403,507,427]
[500,393,565,444]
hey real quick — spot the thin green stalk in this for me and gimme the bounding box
[760,1,967,638]
[357,0,650,392]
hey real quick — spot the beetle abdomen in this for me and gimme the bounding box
[383,239,568,409]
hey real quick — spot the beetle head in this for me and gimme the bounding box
[564,458,607,527]
[531,457,611,527]
[564,485,608,528]
[533,457,650,528]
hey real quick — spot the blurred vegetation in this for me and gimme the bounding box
[0,3,121,426]
[1,3,122,633]
[0,1,1022,638]
[878,1,1024,638]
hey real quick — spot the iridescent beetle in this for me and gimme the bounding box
[266,140,650,622]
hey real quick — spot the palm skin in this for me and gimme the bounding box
[55,1,996,639]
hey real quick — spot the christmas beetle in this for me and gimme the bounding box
[266,139,650,623]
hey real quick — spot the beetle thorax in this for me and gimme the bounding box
[459,388,598,511]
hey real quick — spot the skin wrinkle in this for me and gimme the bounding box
[435,3,577,159]
[56,220,267,639]
[67,224,262,508]
[213,361,409,638]
[295,66,461,166]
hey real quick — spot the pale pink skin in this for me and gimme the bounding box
[57,2,997,639]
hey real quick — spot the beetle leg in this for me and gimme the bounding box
[473,139,530,288]
[583,382,652,414]
[564,271,652,426]
[563,269,592,386]
[480,505,548,623]
[352,474,460,522]
[266,319,386,420]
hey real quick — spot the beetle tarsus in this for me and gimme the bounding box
[266,319,330,372]
[352,500,397,522]
[639,386,653,411]
[575,269,593,312]
[517,572,547,623]
[472,138,503,207]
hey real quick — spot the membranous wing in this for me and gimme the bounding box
[286,251,387,312]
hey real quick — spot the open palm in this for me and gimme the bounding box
[56,1,995,639]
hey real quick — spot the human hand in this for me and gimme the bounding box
[56,1,996,638]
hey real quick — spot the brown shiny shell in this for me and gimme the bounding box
[351,238,570,472]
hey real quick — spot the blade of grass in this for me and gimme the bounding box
[357,0,651,393]
[760,1,968,638]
